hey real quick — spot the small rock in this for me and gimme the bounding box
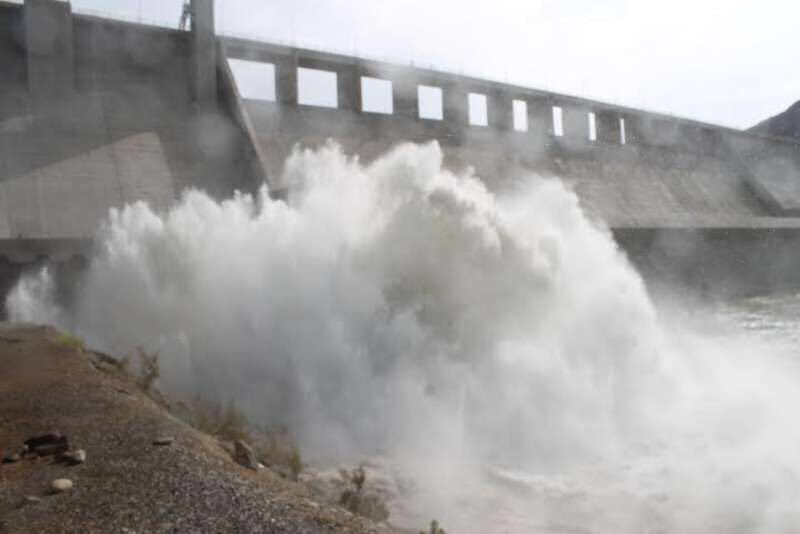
[50,479,74,494]
[23,496,42,506]
[2,452,21,464]
[26,432,69,457]
[60,449,86,465]
[153,436,174,446]
[233,440,259,471]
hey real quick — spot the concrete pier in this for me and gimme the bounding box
[191,0,216,108]
[24,0,74,96]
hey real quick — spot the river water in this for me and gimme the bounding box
[714,293,800,352]
[390,293,800,533]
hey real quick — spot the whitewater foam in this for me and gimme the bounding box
[9,141,800,532]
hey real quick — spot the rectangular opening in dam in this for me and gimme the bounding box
[468,93,488,126]
[552,106,564,136]
[361,77,394,114]
[513,100,528,131]
[297,67,338,108]
[588,112,597,141]
[227,59,276,101]
[620,118,627,144]
[418,85,443,120]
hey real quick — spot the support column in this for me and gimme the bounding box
[562,105,590,142]
[528,99,553,136]
[624,114,645,145]
[596,111,621,144]
[24,0,74,96]
[488,91,513,131]
[444,84,468,126]
[442,84,468,143]
[191,0,217,108]
[275,56,298,106]
[394,78,418,119]
[337,64,361,111]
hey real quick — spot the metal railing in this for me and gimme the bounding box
[60,4,646,117]
[72,5,181,31]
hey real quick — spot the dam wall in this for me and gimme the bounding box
[223,37,800,230]
[1,0,800,302]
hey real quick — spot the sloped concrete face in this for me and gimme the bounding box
[737,140,800,215]
[242,95,798,230]
[747,157,800,215]
[0,6,257,246]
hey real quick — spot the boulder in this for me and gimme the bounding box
[233,440,259,471]
[25,432,69,457]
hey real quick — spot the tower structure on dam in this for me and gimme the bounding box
[0,0,264,245]
[0,0,799,307]
[190,0,216,109]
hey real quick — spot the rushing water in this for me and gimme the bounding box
[8,142,800,533]
[714,293,800,352]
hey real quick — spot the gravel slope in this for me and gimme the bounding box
[0,323,397,534]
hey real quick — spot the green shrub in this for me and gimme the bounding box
[55,332,85,352]
[338,464,389,522]
[135,348,160,393]
[254,427,303,481]
[179,398,305,481]
[421,519,446,534]
[116,354,131,375]
[340,465,366,493]
[340,490,390,523]
[193,398,251,443]
[217,401,250,442]
[89,349,130,378]
[288,446,303,481]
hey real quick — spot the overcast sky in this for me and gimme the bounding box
[64,0,800,129]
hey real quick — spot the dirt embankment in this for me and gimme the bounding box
[0,323,397,534]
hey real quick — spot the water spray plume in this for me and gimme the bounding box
[9,142,800,533]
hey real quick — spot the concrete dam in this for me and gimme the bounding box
[2,0,800,308]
